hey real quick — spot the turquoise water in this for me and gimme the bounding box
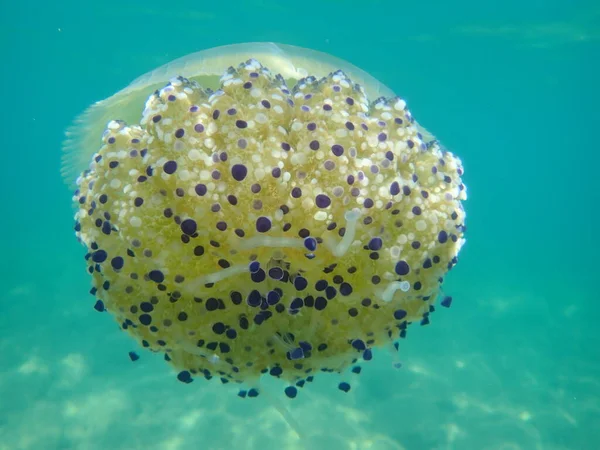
[1,1,598,449]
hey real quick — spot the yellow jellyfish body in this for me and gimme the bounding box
[65,42,467,398]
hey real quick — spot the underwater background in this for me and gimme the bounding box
[0,0,598,449]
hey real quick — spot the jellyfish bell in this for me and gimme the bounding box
[64,42,467,438]
[62,42,437,184]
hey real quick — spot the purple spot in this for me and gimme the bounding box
[368,238,382,251]
[438,230,448,243]
[181,219,197,236]
[149,270,165,283]
[195,184,207,196]
[92,250,107,263]
[175,128,184,139]
[163,160,177,174]
[288,348,304,360]
[331,144,344,157]
[268,267,284,280]
[393,309,407,320]
[248,261,260,273]
[304,237,317,251]
[236,120,248,129]
[247,290,261,307]
[316,194,331,208]
[338,382,351,392]
[352,339,366,350]
[111,256,124,270]
[256,217,272,233]
[395,260,410,276]
[309,140,320,150]
[340,283,353,296]
[294,277,308,291]
[231,164,248,181]
[194,123,205,133]
[267,290,280,305]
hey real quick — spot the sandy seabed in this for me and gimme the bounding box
[0,281,597,450]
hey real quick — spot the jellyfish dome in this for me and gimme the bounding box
[64,42,467,399]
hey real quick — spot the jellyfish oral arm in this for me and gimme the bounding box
[323,208,361,257]
[186,264,250,292]
[381,281,411,303]
[238,236,305,251]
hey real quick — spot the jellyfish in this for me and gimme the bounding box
[63,42,467,435]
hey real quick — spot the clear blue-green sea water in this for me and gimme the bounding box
[0,1,598,449]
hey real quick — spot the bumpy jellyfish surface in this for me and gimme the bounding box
[65,42,467,398]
